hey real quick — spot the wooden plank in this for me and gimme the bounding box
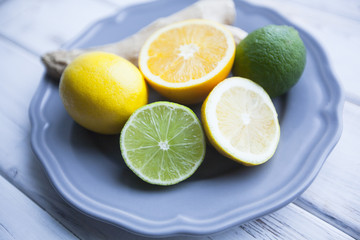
[103,0,155,9]
[0,0,115,55]
[215,203,354,240]
[0,174,77,240]
[0,38,123,240]
[0,0,359,239]
[0,36,355,240]
[1,147,355,240]
[246,0,360,100]
[295,101,360,239]
[0,137,355,239]
[2,0,359,101]
[284,0,360,21]
[0,38,44,160]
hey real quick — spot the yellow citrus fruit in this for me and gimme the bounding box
[201,77,280,166]
[138,19,235,104]
[59,51,148,134]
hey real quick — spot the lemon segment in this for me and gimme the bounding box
[139,19,235,104]
[201,77,280,165]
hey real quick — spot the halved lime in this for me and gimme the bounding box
[120,101,206,185]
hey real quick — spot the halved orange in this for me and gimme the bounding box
[138,19,235,104]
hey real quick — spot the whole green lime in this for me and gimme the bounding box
[232,25,306,97]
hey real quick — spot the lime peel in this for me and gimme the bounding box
[232,25,306,97]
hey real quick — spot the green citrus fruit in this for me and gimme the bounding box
[120,101,206,185]
[232,25,306,97]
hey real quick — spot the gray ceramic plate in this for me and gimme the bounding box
[29,0,344,237]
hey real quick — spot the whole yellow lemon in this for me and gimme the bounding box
[59,51,148,134]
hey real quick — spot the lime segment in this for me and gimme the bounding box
[120,101,206,185]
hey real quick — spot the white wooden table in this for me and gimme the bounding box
[0,0,359,239]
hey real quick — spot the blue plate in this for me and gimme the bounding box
[29,0,344,237]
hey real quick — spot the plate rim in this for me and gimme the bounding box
[29,0,344,237]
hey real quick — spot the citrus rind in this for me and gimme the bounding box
[202,77,280,166]
[138,19,236,104]
[120,101,206,185]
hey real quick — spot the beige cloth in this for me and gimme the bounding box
[41,0,247,79]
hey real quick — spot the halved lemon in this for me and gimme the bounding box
[201,77,280,166]
[138,19,235,104]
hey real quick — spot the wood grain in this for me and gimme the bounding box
[0,175,77,240]
[0,0,115,54]
[296,102,360,239]
[248,0,360,103]
[0,0,359,239]
[0,34,355,239]
[234,204,353,240]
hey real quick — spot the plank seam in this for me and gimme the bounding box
[345,91,360,107]
[257,0,360,22]
[0,170,81,240]
[0,223,15,239]
[94,0,120,8]
[294,198,358,239]
[0,33,39,56]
